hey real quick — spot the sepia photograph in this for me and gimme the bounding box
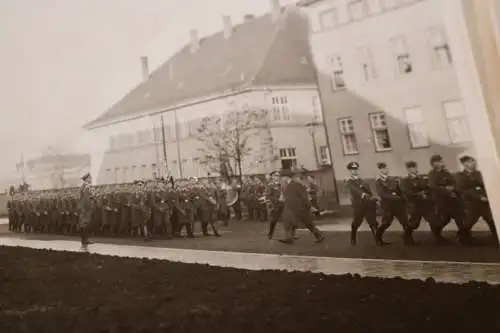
[1,0,500,332]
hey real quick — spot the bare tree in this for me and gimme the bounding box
[195,107,277,181]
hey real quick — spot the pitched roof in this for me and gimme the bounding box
[85,9,315,129]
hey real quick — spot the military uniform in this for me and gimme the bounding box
[78,173,94,245]
[266,171,284,239]
[344,162,378,245]
[374,162,414,245]
[400,161,440,241]
[279,169,324,244]
[456,156,499,247]
[428,154,467,243]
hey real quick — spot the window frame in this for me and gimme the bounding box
[357,45,377,81]
[328,54,346,91]
[368,112,393,152]
[319,8,339,31]
[403,106,430,149]
[442,100,471,144]
[337,117,360,156]
[271,96,291,121]
[319,145,331,164]
[390,36,413,75]
[427,25,452,67]
[347,0,369,21]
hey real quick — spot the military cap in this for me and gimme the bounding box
[280,169,294,178]
[347,162,359,170]
[377,162,387,169]
[459,155,475,164]
[81,172,91,181]
[430,154,443,165]
[405,160,418,168]
[270,170,280,176]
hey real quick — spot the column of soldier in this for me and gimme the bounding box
[347,154,499,248]
[6,173,311,241]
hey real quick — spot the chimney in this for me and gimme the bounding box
[140,56,149,82]
[270,0,281,21]
[190,29,199,53]
[223,15,232,39]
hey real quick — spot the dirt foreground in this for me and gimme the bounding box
[1,246,500,333]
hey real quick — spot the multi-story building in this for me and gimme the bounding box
[299,0,475,204]
[84,2,331,186]
[16,154,91,190]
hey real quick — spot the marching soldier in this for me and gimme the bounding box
[266,171,285,239]
[78,172,94,246]
[306,175,321,217]
[198,179,221,237]
[279,169,324,244]
[344,162,378,246]
[428,154,469,245]
[456,155,499,247]
[400,161,442,244]
[374,162,414,246]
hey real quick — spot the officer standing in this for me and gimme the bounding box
[374,162,414,245]
[400,161,442,244]
[428,154,469,245]
[344,162,378,246]
[456,155,499,247]
[78,172,94,246]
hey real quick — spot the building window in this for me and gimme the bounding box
[390,36,412,74]
[348,0,368,21]
[443,100,470,143]
[338,117,359,155]
[328,54,345,90]
[122,167,128,183]
[369,112,392,151]
[380,0,399,10]
[404,107,429,148]
[358,46,377,81]
[272,96,291,121]
[141,164,147,179]
[279,147,297,169]
[153,126,162,142]
[312,96,322,121]
[114,168,119,183]
[427,26,452,66]
[319,145,331,164]
[131,166,137,180]
[319,8,339,30]
[137,130,152,144]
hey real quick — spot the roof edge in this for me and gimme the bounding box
[297,0,324,7]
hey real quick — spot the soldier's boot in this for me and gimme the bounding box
[210,222,221,237]
[375,226,390,246]
[457,229,478,246]
[350,226,357,246]
[403,229,417,246]
[143,225,151,241]
[201,222,210,236]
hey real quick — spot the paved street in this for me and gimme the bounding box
[1,217,498,263]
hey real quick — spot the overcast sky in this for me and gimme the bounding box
[0,0,297,179]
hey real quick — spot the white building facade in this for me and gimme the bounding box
[300,0,476,204]
[85,5,330,185]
